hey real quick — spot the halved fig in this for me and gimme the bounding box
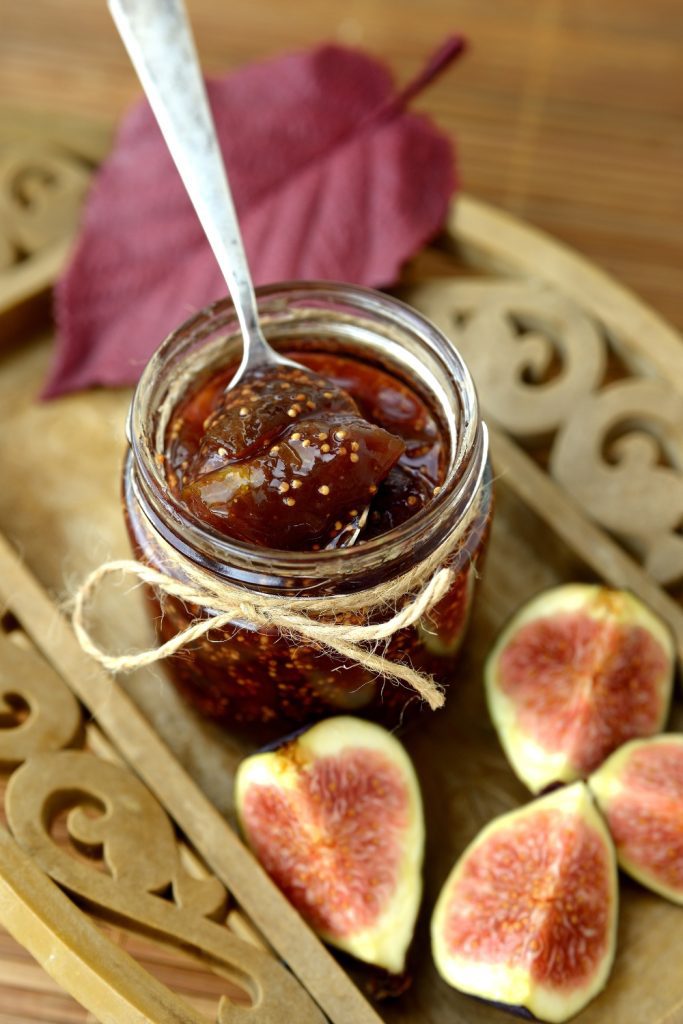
[431,782,618,1024]
[485,584,674,793]
[588,734,683,904]
[235,716,424,973]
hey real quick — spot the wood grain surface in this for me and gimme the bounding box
[0,319,682,1024]
[1,0,682,330]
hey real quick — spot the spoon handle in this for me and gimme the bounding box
[108,0,267,356]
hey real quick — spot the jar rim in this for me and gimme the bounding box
[127,281,487,590]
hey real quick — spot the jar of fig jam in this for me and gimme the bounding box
[123,282,491,735]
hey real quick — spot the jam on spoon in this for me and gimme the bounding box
[167,352,447,552]
[179,363,406,550]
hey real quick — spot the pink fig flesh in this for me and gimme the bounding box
[485,584,674,792]
[431,783,618,1024]
[589,734,683,904]
[235,717,424,973]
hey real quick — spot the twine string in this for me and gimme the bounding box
[72,492,483,712]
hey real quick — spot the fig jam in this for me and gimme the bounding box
[165,354,446,552]
[123,285,491,737]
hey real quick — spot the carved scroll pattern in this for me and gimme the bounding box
[0,628,323,1023]
[0,144,90,271]
[410,279,683,586]
[0,632,82,766]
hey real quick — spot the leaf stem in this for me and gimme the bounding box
[372,35,467,123]
[397,35,467,109]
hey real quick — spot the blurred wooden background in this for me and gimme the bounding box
[2,0,682,329]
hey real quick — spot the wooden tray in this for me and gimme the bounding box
[0,110,682,1024]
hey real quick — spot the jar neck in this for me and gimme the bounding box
[127,282,487,596]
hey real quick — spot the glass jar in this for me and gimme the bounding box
[123,282,491,736]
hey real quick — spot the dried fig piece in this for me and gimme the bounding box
[431,783,618,1024]
[183,413,405,549]
[588,734,683,904]
[235,717,424,973]
[485,584,674,793]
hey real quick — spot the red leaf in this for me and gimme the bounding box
[46,38,464,397]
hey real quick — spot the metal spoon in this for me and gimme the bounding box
[108,0,299,388]
[109,0,371,547]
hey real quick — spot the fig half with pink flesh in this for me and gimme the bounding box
[431,782,618,1024]
[235,717,424,973]
[589,734,683,904]
[485,584,674,793]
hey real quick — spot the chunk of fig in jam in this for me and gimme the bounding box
[188,365,359,476]
[167,351,446,552]
[182,412,405,550]
[364,464,437,538]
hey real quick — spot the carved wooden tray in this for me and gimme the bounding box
[0,110,682,1024]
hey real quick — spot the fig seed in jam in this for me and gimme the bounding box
[166,352,447,551]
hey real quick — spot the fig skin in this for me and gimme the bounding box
[431,782,619,1024]
[485,584,674,794]
[234,716,424,974]
[588,734,683,905]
